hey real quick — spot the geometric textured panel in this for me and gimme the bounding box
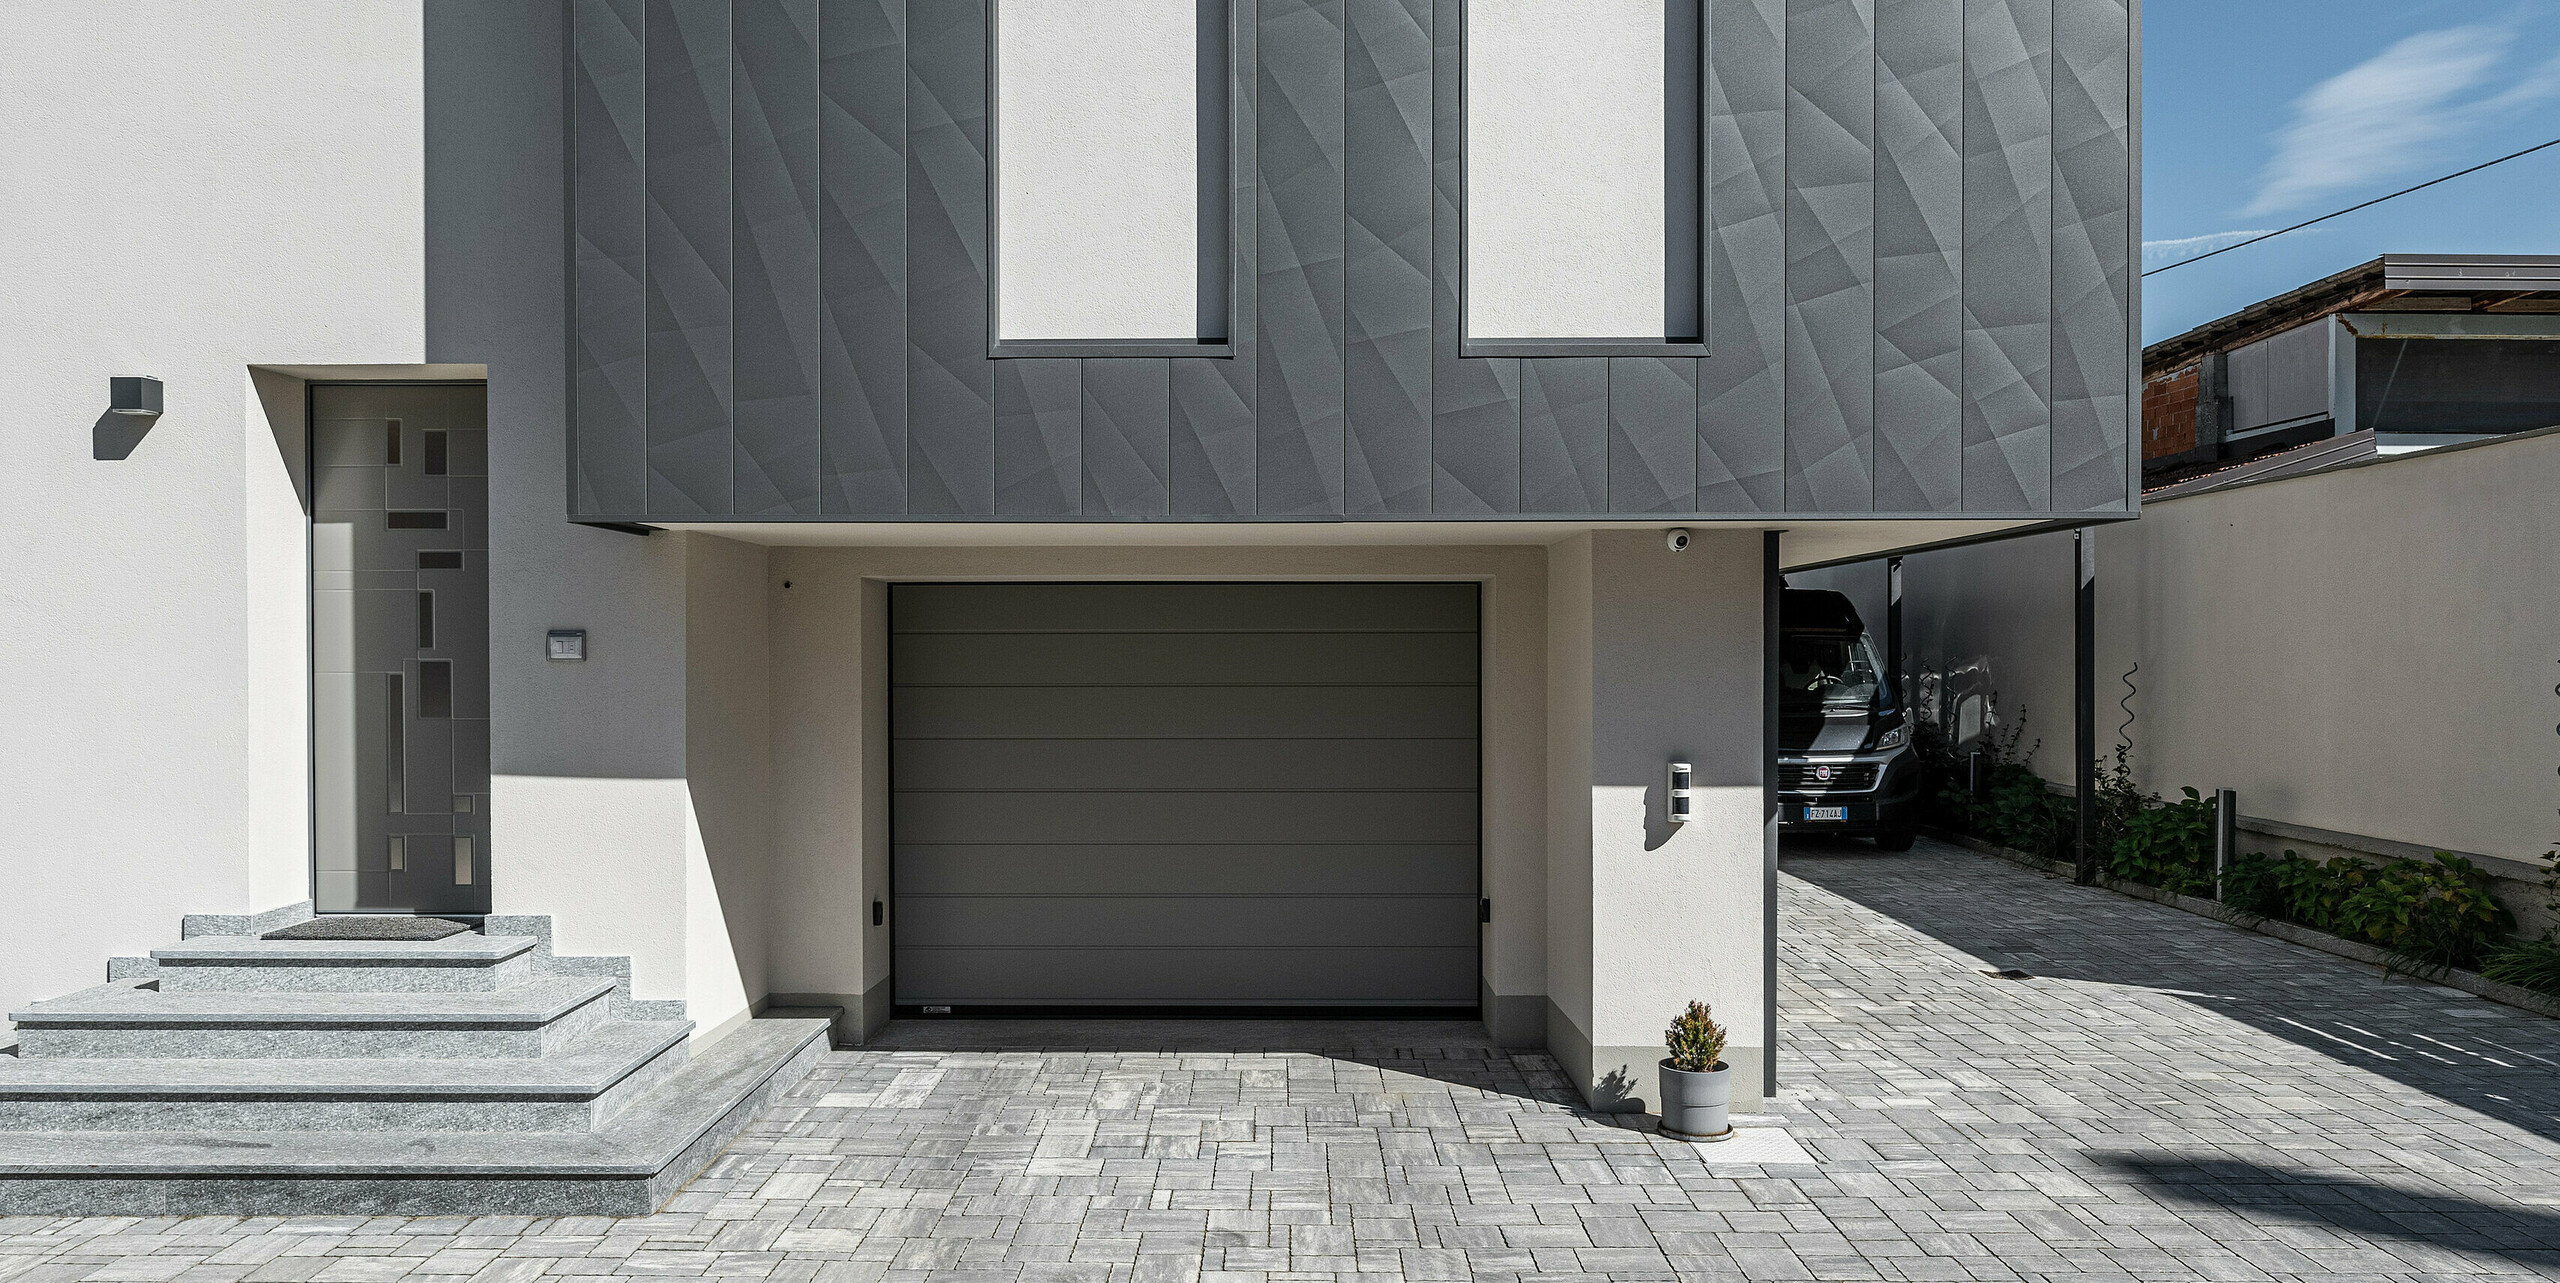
[1960,0,2054,512]
[994,358,1080,515]
[1171,358,1257,515]
[1609,357,1700,513]
[1784,0,1877,514]
[644,0,735,516]
[1342,0,1433,515]
[1873,0,1965,512]
[1256,0,1347,516]
[1519,358,1607,514]
[905,0,996,515]
[2049,0,2131,512]
[819,0,910,514]
[733,0,822,517]
[1083,359,1172,517]
[1698,0,1788,513]
[1428,0,1518,514]
[572,0,649,518]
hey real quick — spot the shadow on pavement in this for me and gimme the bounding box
[2094,1152,2560,1272]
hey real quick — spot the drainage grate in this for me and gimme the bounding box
[1980,968,2034,980]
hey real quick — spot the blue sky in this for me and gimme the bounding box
[2142,0,2560,342]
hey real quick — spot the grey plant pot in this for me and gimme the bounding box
[1656,1059,1733,1140]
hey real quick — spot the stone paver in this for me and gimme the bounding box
[8,836,2560,1279]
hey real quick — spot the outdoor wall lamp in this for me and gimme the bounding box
[109,376,163,417]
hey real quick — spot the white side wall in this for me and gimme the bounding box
[1804,429,2560,877]
[0,3,427,1019]
[1546,531,1768,1111]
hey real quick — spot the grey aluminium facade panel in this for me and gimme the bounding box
[1783,0,1876,513]
[571,0,648,517]
[732,0,821,517]
[643,0,733,516]
[818,0,909,515]
[565,0,2135,524]
[1872,0,1965,512]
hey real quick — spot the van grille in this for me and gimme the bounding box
[1779,762,1879,792]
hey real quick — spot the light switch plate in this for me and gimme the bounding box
[546,629,586,661]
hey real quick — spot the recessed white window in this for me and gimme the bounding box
[993,0,1230,352]
[1466,0,1703,351]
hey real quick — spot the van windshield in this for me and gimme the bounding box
[1779,631,1885,713]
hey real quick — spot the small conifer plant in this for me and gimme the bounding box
[1664,1000,1727,1073]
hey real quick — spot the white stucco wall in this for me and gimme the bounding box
[994,0,1201,341]
[0,3,427,1020]
[1546,531,1768,1111]
[1467,0,1669,338]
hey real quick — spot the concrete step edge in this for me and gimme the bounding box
[10,977,618,1028]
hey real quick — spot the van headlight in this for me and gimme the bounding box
[1873,724,1909,751]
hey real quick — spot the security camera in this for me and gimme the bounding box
[1665,528,1691,552]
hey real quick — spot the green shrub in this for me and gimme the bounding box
[2484,937,2560,997]
[2107,787,2216,895]
[2227,848,2509,972]
[1664,1000,1728,1073]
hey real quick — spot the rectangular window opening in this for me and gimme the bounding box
[1463,0,1704,355]
[387,510,448,530]
[418,550,463,571]
[385,419,402,466]
[388,834,406,872]
[990,0,1232,356]
[417,591,435,650]
[454,836,474,886]
[423,429,448,476]
[419,660,453,720]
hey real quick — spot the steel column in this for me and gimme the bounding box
[1762,530,1781,1100]
[1885,556,1904,711]
[2073,530,2098,886]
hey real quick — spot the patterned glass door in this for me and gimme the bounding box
[309,383,492,914]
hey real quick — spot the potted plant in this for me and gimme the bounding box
[1658,1000,1732,1141]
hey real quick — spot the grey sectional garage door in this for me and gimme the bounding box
[891,583,1479,1012]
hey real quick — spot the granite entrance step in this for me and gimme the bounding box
[0,905,836,1216]
[0,1020,691,1131]
[10,976,619,1058]
[150,934,538,992]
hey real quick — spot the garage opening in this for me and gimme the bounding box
[890,582,1481,1017]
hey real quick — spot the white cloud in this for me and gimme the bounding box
[2242,24,2559,217]
[2141,229,2279,267]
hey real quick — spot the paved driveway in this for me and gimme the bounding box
[7,837,2560,1280]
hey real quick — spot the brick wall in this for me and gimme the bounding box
[2142,365,2198,459]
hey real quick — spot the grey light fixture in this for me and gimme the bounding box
[110,376,163,417]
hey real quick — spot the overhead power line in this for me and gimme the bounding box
[2143,135,2560,277]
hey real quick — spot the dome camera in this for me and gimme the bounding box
[1665,528,1691,553]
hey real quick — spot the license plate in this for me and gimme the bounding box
[1803,806,1847,822]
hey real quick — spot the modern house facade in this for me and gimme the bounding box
[0,0,2138,1150]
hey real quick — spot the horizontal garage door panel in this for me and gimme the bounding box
[896,947,1480,1006]
[892,844,1477,896]
[893,582,1478,634]
[891,630,1478,687]
[891,582,1480,1009]
[897,894,1478,950]
[894,738,1479,791]
[893,685,1478,739]
[893,790,1479,845]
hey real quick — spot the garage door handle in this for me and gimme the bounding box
[873,900,884,927]
[1479,898,1491,924]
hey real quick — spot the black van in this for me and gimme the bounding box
[1777,589,1919,850]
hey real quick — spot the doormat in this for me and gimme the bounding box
[263,917,475,941]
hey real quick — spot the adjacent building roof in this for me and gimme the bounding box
[2144,254,2560,375]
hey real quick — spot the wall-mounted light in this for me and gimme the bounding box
[110,376,163,417]
[547,629,587,661]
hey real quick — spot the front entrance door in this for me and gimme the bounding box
[309,383,491,914]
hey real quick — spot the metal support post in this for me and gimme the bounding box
[2073,530,2098,886]
[1885,557,1904,713]
[1761,532,1782,1101]
[2214,788,2238,898]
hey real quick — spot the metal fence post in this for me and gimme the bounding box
[2214,787,2238,898]
[2073,531,2098,886]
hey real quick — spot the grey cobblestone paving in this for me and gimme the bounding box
[7,837,2560,1280]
